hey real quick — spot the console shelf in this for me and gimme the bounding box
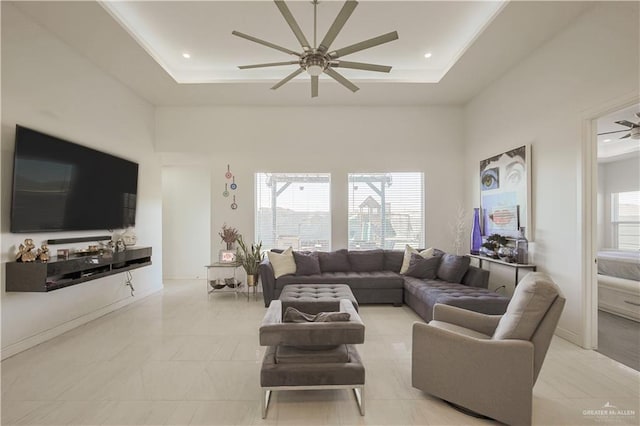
[6,247,152,292]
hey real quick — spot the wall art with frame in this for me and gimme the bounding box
[480,145,532,239]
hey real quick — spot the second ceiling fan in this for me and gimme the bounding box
[232,0,398,98]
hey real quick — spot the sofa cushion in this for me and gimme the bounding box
[268,248,297,278]
[318,249,351,273]
[403,277,510,322]
[400,245,435,274]
[384,250,404,273]
[275,344,350,364]
[436,254,470,283]
[275,271,404,290]
[405,253,441,279]
[348,249,384,272]
[492,272,561,341]
[293,251,321,276]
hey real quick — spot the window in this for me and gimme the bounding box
[348,173,424,250]
[256,173,331,251]
[612,191,640,250]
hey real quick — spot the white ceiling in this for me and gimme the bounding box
[100,1,504,84]
[597,103,640,162]
[11,1,593,106]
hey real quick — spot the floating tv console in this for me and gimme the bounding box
[5,247,152,292]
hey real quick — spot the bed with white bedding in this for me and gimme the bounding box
[597,249,640,322]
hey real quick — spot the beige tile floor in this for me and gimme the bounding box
[2,280,639,425]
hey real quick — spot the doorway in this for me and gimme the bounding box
[593,103,640,371]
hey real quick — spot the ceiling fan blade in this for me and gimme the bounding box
[597,129,631,135]
[620,133,631,139]
[311,75,319,98]
[324,67,359,92]
[239,61,300,70]
[318,0,358,53]
[274,0,311,52]
[332,60,391,73]
[271,67,304,90]
[329,31,399,59]
[614,120,638,128]
[232,31,300,57]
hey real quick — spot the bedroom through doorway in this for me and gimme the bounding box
[594,103,640,371]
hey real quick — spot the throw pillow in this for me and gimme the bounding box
[348,249,384,272]
[267,247,296,278]
[436,254,471,283]
[384,250,404,273]
[318,249,351,273]
[400,245,435,274]
[283,306,351,323]
[492,272,561,340]
[405,253,441,279]
[293,251,321,276]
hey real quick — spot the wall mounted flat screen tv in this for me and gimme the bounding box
[11,125,138,233]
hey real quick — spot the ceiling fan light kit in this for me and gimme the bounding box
[232,0,399,98]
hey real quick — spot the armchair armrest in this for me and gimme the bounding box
[259,257,276,307]
[432,304,502,336]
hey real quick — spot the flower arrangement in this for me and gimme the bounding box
[219,224,239,249]
[236,235,264,284]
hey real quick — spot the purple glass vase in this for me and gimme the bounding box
[470,208,482,254]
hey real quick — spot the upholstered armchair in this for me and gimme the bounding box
[412,272,565,426]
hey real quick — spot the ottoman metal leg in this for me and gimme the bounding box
[353,386,365,415]
[261,389,272,419]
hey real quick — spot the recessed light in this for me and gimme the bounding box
[182,52,191,59]
[603,139,612,142]
[424,52,432,59]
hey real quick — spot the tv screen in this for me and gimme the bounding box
[11,125,138,233]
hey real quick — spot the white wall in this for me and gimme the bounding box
[599,155,640,248]
[162,166,211,278]
[1,3,163,358]
[463,2,639,345]
[156,106,466,260]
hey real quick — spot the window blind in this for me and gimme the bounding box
[348,172,424,250]
[612,190,640,250]
[255,173,331,251]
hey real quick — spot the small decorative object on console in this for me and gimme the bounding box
[516,227,529,264]
[115,239,126,252]
[481,233,507,259]
[56,248,69,259]
[37,244,50,262]
[122,227,137,246]
[16,238,37,262]
[470,208,482,255]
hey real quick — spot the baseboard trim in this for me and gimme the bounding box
[0,286,162,361]
[555,326,583,347]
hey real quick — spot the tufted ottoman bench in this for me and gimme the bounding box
[279,284,359,314]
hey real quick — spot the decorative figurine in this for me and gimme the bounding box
[16,238,37,262]
[37,244,50,262]
[115,239,126,252]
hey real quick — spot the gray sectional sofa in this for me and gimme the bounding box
[259,248,510,322]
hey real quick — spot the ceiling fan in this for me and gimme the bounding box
[598,112,640,140]
[232,0,398,98]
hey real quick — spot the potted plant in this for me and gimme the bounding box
[481,233,508,259]
[219,224,239,250]
[236,235,264,286]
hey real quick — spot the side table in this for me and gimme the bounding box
[468,254,537,288]
[205,262,243,298]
